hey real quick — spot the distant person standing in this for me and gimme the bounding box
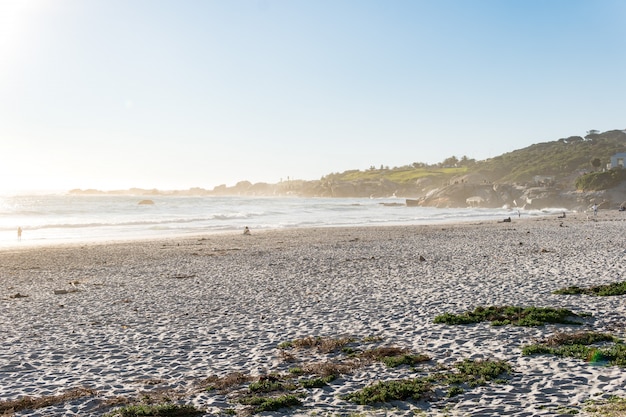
[17,227,22,241]
[592,204,598,216]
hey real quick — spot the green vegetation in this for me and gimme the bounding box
[477,131,626,183]
[452,358,513,386]
[343,377,433,405]
[522,331,626,367]
[433,306,589,326]
[200,372,253,392]
[278,336,355,353]
[324,166,468,185]
[381,354,430,368]
[238,394,303,413]
[344,358,512,405]
[584,396,626,416]
[357,346,431,367]
[447,386,464,397]
[103,403,204,417]
[321,130,626,186]
[248,377,295,393]
[575,169,626,191]
[553,281,626,296]
[299,375,336,388]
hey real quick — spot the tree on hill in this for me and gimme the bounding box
[591,158,602,170]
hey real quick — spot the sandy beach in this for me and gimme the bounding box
[1,211,625,416]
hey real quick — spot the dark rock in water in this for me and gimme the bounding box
[406,199,420,206]
[138,199,155,205]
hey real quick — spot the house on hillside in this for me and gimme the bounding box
[610,152,626,169]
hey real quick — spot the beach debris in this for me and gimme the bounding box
[53,289,79,295]
[419,255,426,262]
[9,293,28,299]
[138,199,155,205]
[0,387,97,414]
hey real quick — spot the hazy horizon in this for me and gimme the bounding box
[1,0,625,194]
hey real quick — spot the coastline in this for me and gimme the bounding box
[1,212,625,416]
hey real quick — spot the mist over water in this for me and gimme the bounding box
[0,194,566,247]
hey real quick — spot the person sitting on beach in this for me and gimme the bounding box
[243,226,251,235]
[558,212,566,219]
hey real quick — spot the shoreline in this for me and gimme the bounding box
[1,213,625,416]
[1,208,616,252]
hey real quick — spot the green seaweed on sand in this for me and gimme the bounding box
[522,331,626,367]
[299,375,337,388]
[344,358,513,405]
[584,396,626,416]
[357,346,431,368]
[103,403,204,417]
[343,377,433,405]
[248,376,297,393]
[278,336,355,353]
[553,281,626,296]
[238,394,304,413]
[451,358,513,387]
[434,305,589,326]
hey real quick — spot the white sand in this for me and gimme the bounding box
[1,212,625,416]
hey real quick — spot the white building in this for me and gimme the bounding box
[610,152,626,169]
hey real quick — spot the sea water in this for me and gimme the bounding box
[0,194,566,248]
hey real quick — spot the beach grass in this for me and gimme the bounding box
[434,305,589,326]
[553,281,626,296]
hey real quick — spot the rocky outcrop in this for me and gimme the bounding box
[413,183,521,208]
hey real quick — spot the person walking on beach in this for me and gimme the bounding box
[592,203,598,216]
[17,227,22,241]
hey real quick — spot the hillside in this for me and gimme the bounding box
[70,129,626,210]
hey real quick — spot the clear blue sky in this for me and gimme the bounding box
[1,0,625,193]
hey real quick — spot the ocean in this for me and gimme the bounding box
[0,194,566,248]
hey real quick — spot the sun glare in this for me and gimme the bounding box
[0,0,50,55]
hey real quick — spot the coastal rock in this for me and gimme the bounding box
[138,199,155,205]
